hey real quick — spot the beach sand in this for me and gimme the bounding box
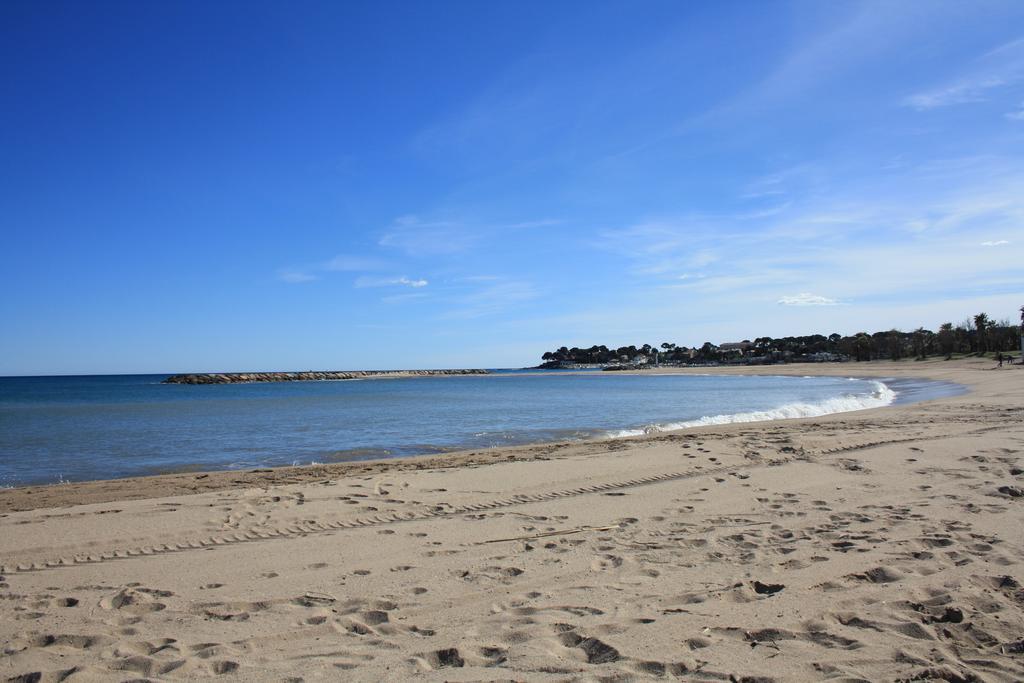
[1,357,1022,681]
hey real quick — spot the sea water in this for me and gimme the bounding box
[0,372,964,486]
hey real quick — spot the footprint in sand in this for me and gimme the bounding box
[414,647,465,670]
[556,630,621,664]
[100,587,172,614]
[845,566,903,584]
[590,554,623,571]
[189,599,271,622]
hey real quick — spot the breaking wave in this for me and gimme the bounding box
[606,380,896,438]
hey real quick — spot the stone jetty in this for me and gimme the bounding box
[162,369,488,385]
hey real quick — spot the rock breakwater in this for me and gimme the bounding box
[162,369,488,385]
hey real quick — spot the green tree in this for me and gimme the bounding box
[938,322,954,358]
[853,333,873,362]
[974,313,991,354]
[886,330,904,360]
[912,327,929,359]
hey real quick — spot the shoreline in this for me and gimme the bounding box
[2,355,1022,681]
[2,373,910,490]
[0,357,1001,513]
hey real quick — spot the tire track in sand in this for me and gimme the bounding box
[2,426,997,575]
[1,460,780,575]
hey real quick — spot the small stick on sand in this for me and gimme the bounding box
[482,525,619,544]
[303,592,337,603]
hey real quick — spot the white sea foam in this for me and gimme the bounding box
[606,380,896,438]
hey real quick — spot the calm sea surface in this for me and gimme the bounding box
[0,371,964,487]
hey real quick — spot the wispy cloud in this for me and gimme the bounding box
[741,174,788,200]
[277,253,390,284]
[594,220,725,277]
[981,240,1010,246]
[726,3,949,113]
[355,276,429,288]
[904,37,1024,110]
[589,155,1024,318]
[378,214,563,256]
[778,293,840,306]
[1007,101,1024,120]
[661,268,804,296]
[905,76,1012,110]
[501,219,563,230]
[379,215,473,255]
[441,280,539,319]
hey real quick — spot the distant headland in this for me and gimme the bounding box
[536,310,1022,369]
[162,369,488,385]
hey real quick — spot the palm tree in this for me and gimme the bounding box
[912,327,929,359]
[974,313,991,354]
[938,322,954,358]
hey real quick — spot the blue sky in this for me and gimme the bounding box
[2,0,1023,374]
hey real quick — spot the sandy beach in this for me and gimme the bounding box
[1,357,1022,682]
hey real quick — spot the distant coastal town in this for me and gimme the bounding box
[539,311,1023,369]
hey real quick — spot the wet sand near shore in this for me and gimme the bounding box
[1,357,1022,681]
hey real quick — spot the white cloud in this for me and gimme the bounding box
[590,158,1024,320]
[904,75,1011,110]
[1007,102,1024,120]
[904,37,1024,110]
[981,240,1010,246]
[278,270,317,283]
[355,276,429,288]
[777,293,840,306]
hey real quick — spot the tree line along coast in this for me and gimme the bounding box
[538,310,1024,369]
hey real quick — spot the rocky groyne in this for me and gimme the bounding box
[162,369,488,385]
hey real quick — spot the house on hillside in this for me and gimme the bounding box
[718,341,752,357]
